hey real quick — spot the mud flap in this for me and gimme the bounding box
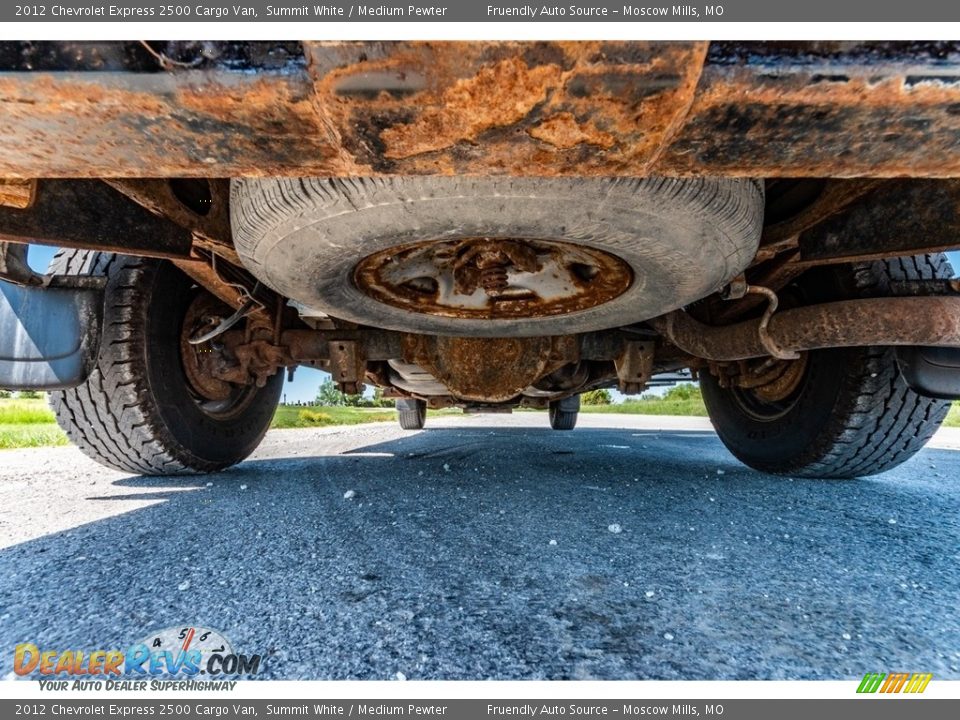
[897,346,960,400]
[0,279,102,390]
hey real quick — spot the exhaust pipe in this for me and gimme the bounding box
[653,296,960,361]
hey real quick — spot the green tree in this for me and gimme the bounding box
[316,379,346,406]
[0,389,12,399]
[581,389,612,405]
[17,390,41,400]
[315,379,363,407]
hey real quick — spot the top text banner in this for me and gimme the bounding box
[5,1,960,23]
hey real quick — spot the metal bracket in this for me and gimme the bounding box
[328,340,365,395]
[614,340,655,395]
[0,242,42,287]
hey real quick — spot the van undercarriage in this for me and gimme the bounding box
[2,41,960,477]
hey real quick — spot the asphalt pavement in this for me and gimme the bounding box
[1,413,958,680]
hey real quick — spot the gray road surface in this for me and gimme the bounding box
[1,414,959,680]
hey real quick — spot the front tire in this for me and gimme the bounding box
[48,250,282,475]
[397,398,426,430]
[701,255,953,478]
[549,396,580,431]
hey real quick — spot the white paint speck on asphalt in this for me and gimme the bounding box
[343,490,357,500]
[664,633,674,641]
[549,539,558,546]
[178,581,190,591]
[645,591,655,598]
[608,524,623,534]
[239,485,248,491]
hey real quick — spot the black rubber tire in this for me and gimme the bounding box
[47,250,283,475]
[701,254,954,479]
[230,177,764,337]
[397,398,426,430]
[549,396,580,430]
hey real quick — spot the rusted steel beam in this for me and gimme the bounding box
[798,180,960,263]
[1,41,960,178]
[0,180,194,259]
[106,179,241,264]
[659,43,960,178]
[0,69,339,178]
[759,179,883,251]
[654,296,960,362]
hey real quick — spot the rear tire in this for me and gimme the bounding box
[701,254,953,478]
[549,396,580,431]
[48,250,282,475]
[397,398,426,430]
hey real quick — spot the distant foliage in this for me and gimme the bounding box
[661,383,702,401]
[371,387,396,408]
[17,390,41,400]
[315,379,362,407]
[581,389,612,405]
[0,389,11,399]
[316,379,396,407]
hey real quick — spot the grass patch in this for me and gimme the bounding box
[1,396,957,450]
[272,404,397,429]
[582,397,708,417]
[0,399,57,425]
[0,423,68,449]
[0,398,67,449]
[946,403,960,428]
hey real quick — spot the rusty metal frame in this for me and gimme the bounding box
[4,40,960,401]
[106,179,239,263]
[797,180,960,264]
[0,180,195,259]
[2,41,960,178]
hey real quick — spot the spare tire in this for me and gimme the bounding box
[231,177,764,337]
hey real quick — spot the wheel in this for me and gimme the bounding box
[48,250,283,475]
[549,395,580,431]
[397,398,426,430]
[701,254,954,479]
[231,177,764,337]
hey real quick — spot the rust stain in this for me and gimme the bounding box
[0,179,36,209]
[528,112,616,149]
[354,235,632,320]
[380,57,564,159]
[307,41,710,176]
